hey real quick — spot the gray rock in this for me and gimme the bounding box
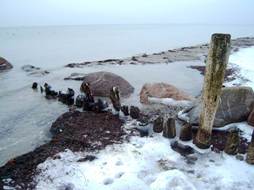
[184,87,254,127]
[21,64,49,76]
[130,106,140,119]
[0,57,13,71]
[80,71,134,97]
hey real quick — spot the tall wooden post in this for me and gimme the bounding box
[195,33,231,149]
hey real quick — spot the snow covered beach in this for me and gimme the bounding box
[1,34,254,189]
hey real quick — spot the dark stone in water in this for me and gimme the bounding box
[224,127,240,155]
[121,105,129,116]
[163,118,176,138]
[130,106,140,119]
[75,94,85,108]
[77,155,97,162]
[58,88,75,105]
[32,82,38,89]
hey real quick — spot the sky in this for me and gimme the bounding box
[1,0,254,27]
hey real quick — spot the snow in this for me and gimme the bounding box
[227,47,254,88]
[33,120,254,190]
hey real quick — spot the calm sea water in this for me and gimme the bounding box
[0,24,254,166]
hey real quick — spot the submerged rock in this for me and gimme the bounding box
[80,71,134,97]
[140,82,192,104]
[21,65,49,76]
[0,57,13,71]
[183,87,254,127]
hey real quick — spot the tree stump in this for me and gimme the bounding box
[180,123,193,141]
[224,128,240,155]
[195,33,231,149]
[246,130,254,164]
[153,116,164,133]
[163,118,176,138]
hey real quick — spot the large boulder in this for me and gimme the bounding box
[183,87,254,127]
[140,82,192,104]
[80,71,134,97]
[0,57,13,71]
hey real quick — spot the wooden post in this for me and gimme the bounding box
[195,33,231,149]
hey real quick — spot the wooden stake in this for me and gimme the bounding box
[195,33,231,149]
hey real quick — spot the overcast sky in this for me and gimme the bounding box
[1,0,254,27]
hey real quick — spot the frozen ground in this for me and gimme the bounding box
[31,120,254,190]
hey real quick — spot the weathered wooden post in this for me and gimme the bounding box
[195,33,231,149]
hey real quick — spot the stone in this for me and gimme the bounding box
[130,106,140,119]
[183,87,254,127]
[140,82,192,104]
[247,109,254,127]
[121,105,129,116]
[179,123,192,141]
[21,65,49,76]
[153,116,164,133]
[170,141,195,156]
[75,95,85,108]
[32,82,38,89]
[224,127,240,155]
[235,155,244,161]
[80,71,134,97]
[163,118,176,138]
[0,57,13,71]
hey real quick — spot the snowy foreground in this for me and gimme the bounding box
[31,47,254,190]
[32,120,254,190]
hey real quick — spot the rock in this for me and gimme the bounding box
[121,105,129,116]
[32,82,38,89]
[75,95,85,108]
[179,123,193,141]
[170,141,195,156]
[153,116,164,133]
[130,106,140,119]
[163,118,176,138]
[80,71,134,97]
[247,109,254,127]
[235,155,244,161]
[21,65,49,76]
[58,88,75,105]
[184,87,254,127]
[77,155,97,162]
[0,57,13,71]
[140,83,192,104]
[224,128,240,155]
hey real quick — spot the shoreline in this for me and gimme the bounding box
[65,37,254,68]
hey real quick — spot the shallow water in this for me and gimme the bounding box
[0,24,254,166]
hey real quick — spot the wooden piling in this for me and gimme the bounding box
[195,33,231,149]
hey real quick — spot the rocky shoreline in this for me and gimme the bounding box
[65,37,254,68]
[0,111,125,189]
